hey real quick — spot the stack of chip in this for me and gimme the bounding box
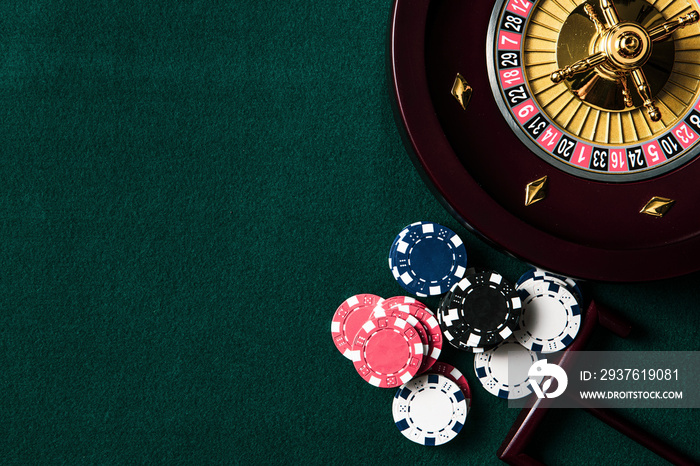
[467,268,584,399]
[378,296,443,375]
[331,224,586,442]
[513,268,583,353]
[331,292,471,446]
[388,222,468,297]
[433,266,584,399]
[331,294,443,388]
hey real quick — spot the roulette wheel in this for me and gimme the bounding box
[388,0,700,282]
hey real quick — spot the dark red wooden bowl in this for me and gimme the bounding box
[388,0,700,282]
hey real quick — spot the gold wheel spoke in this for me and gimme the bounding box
[631,69,661,121]
[648,11,699,42]
[550,52,607,83]
[601,0,622,27]
[619,73,634,108]
[584,3,606,34]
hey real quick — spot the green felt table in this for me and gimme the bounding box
[1,1,698,464]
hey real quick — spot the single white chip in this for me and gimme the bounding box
[392,373,468,446]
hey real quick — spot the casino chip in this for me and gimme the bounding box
[414,312,442,374]
[393,373,468,445]
[427,361,472,407]
[514,278,582,353]
[438,290,498,353]
[387,222,421,268]
[351,315,424,388]
[388,222,467,297]
[376,296,442,374]
[516,268,584,306]
[474,339,540,399]
[331,294,384,359]
[373,305,429,359]
[439,269,522,348]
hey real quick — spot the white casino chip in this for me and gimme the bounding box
[392,373,468,446]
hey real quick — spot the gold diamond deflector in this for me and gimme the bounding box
[525,176,548,206]
[451,73,472,110]
[640,196,675,217]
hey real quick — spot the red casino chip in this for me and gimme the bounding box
[375,305,430,358]
[378,296,418,313]
[374,297,442,374]
[331,294,384,359]
[414,311,442,375]
[380,295,436,317]
[351,315,424,388]
[405,299,436,320]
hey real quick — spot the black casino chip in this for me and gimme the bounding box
[438,269,522,348]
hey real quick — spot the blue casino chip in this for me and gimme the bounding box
[387,222,422,270]
[388,222,468,297]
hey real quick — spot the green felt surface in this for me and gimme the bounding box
[0,1,698,464]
